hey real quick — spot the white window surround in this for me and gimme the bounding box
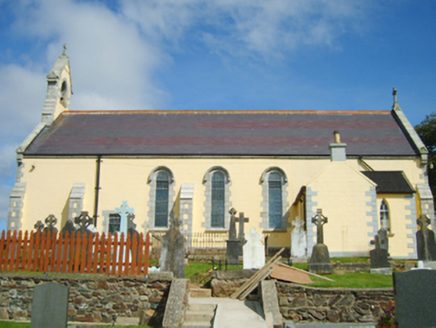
[260,167,290,231]
[202,166,231,231]
[147,166,175,231]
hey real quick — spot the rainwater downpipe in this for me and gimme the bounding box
[93,155,102,226]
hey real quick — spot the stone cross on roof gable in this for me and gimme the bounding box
[235,212,249,241]
[312,209,328,245]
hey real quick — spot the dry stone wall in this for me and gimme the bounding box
[277,282,394,323]
[0,273,172,326]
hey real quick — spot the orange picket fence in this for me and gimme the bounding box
[0,230,151,276]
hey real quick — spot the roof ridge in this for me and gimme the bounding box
[63,109,391,115]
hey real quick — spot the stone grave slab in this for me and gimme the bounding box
[290,216,307,259]
[159,215,186,278]
[394,270,436,327]
[31,282,69,328]
[243,228,265,269]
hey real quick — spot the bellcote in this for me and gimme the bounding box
[41,44,73,124]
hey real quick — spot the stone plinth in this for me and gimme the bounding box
[308,244,333,274]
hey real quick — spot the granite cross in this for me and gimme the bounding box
[34,220,44,232]
[312,209,328,244]
[115,201,134,235]
[45,214,57,229]
[229,208,237,240]
[74,211,94,231]
[236,212,249,241]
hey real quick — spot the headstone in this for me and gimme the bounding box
[159,215,186,278]
[235,212,249,242]
[370,229,391,274]
[416,215,436,262]
[43,214,58,233]
[74,211,94,235]
[308,209,333,274]
[30,282,69,328]
[394,270,436,327]
[226,208,241,265]
[61,220,76,235]
[115,201,135,235]
[34,220,44,232]
[290,216,307,259]
[243,228,265,269]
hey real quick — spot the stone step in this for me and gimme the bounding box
[190,287,212,298]
[182,303,217,328]
[188,303,217,312]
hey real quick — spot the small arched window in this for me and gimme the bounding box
[211,172,225,228]
[380,199,390,233]
[268,172,283,229]
[155,171,170,228]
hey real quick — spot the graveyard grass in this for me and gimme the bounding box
[0,323,151,328]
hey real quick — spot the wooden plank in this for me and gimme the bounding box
[136,233,144,276]
[20,231,28,272]
[73,232,81,274]
[55,232,63,273]
[26,231,34,272]
[0,231,5,271]
[125,233,131,275]
[33,231,40,272]
[144,233,150,276]
[14,231,22,272]
[130,233,138,276]
[270,263,314,284]
[230,248,285,299]
[117,233,125,275]
[61,232,70,273]
[80,232,88,274]
[103,233,110,275]
[111,233,118,275]
[278,262,334,282]
[69,231,77,274]
[9,231,17,272]
[48,231,58,273]
[86,232,94,274]
[92,233,99,274]
[238,258,281,300]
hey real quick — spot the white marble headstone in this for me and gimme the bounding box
[243,228,265,269]
[291,216,307,258]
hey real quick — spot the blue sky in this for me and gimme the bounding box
[0,0,436,231]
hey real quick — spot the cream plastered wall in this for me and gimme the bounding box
[19,155,425,256]
[376,194,416,258]
[19,158,96,231]
[306,162,377,255]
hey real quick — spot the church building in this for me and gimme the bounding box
[7,50,434,259]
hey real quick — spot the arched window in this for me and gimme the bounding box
[211,172,225,228]
[203,167,231,230]
[268,172,283,229]
[260,167,289,231]
[380,199,390,233]
[147,167,175,230]
[155,171,170,228]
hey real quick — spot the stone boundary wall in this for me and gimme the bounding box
[210,270,394,323]
[276,282,394,323]
[0,273,172,326]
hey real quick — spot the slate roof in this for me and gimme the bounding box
[23,110,419,157]
[361,171,415,194]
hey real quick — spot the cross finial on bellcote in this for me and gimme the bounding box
[62,44,67,56]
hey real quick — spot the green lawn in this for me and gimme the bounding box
[307,272,393,288]
[0,323,151,328]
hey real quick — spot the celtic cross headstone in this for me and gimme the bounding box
[370,230,389,271]
[43,214,58,233]
[115,201,134,235]
[226,208,242,265]
[308,209,333,274]
[34,220,44,232]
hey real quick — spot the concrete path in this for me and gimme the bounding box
[188,297,266,328]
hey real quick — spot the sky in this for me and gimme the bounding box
[0,0,436,232]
